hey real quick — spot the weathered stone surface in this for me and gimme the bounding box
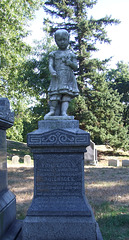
[28,120,89,148]
[44,29,79,118]
[22,119,103,240]
[0,190,16,238]
[108,159,120,167]
[84,140,98,165]
[122,160,129,167]
[0,98,14,129]
[38,119,79,129]
[0,129,7,192]
[23,216,97,240]
[0,98,17,239]
[1,220,22,240]
[24,155,31,165]
[12,156,20,164]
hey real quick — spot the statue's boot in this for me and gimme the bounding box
[61,101,69,116]
[44,106,55,118]
[44,100,57,118]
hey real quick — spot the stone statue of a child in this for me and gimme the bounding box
[44,29,79,118]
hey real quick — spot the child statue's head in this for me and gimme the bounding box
[55,29,70,50]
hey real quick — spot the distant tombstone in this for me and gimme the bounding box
[84,140,98,165]
[12,155,19,164]
[24,155,31,165]
[122,160,129,167]
[108,159,119,167]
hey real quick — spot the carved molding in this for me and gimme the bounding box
[28,129,89,147]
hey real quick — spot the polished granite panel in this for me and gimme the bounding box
[0,129,7,192]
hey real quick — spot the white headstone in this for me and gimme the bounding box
[12,155,19,164]
[24,155,31,165]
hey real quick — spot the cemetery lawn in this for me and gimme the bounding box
[7,140,129,240]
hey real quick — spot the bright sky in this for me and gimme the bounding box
[26,0,129,68]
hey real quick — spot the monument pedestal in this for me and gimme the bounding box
[0,98,17,238]
[22,120,103,240]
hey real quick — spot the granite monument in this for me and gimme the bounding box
[22,29,103,240]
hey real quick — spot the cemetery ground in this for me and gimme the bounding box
[7,140,129,240]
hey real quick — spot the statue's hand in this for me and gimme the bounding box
[65,59,71,66]
[51,70,57,76]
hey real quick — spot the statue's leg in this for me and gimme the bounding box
[61,95,71,116]
[44,100,57,117]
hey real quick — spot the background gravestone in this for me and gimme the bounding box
[24,155,31,165]
[0,98,21,239]
[108,159,119,167]
[12,155,20,164]
[122,160,129,167]
[84,140,98,165]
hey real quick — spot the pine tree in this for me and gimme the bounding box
[106,62,129,130]
[68,72,129,150]
[44,0,119,79]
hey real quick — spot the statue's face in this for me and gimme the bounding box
[55,32,69,50]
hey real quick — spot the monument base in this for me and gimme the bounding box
[23,215,101,240]
[22,120,103,239]
[0,190,16,238]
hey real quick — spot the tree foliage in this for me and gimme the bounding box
[106,62,129,130]
[16,36,57,141]
[0,0,44,141]
[68,73,128,150]
[1,0,42,81]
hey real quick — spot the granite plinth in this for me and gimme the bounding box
[0,98,16,239]
[44,115,74,120]
[22,120,103,240]
[0,129,7,192]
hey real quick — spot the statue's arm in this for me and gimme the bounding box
[49,53,57,76]
[66,53,78,71]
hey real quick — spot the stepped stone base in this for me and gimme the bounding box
[22,120,103,240]
[23,215,98,240]
[0,190,16,238]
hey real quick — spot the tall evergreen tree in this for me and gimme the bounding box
[106,62,129,129]
[43,0,119,79]
[68,72,128,149]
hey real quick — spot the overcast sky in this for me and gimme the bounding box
[26,0,129,68]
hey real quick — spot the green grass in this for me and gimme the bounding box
[93,202,129,240]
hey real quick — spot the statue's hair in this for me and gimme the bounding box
[55,29,69,40]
